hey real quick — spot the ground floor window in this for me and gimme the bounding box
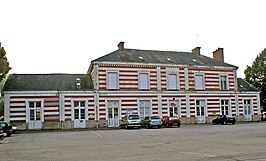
[221,99,230,115]
[139,100,150,118]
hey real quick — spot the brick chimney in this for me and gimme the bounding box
[213,48,224,63]
[118,41,125,50]
[192,47,201,56]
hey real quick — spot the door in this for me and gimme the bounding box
[196,100,206,123]
[169,100,180,117]
[244,100,252,121]
[29,101,42,129]
[107,101,119,127]
[73,101,86,128]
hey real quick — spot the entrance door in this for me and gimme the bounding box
[73,101,86,128]
[169,100,180,117]
[29,101,42,129]
[244,100,252,121]
[196,100,206,123]
[107,101,119,127]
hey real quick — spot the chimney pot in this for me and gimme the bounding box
[213,48,224,63]
[192,47,201,55]
[118,41,125,50]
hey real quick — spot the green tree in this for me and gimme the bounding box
[245,48,266,112]
[0,43,11,82]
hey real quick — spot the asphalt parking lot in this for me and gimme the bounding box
[1,122,266,161]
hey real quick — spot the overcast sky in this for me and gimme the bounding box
[1,0,265,78]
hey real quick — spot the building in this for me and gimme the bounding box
[3,42,260,130]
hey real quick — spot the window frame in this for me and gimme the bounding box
[220,99,231,115]
[220,74,229,90]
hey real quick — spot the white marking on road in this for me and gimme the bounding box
[90,131,103,138]
[180,151,216,157]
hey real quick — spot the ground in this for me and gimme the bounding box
[1,122,266,161]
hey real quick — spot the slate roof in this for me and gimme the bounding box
[237,78,259,92]
[92,49,237,68]
[3,74,94,91]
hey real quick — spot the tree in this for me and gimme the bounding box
[245,48,266,112]
[0,43,12,82]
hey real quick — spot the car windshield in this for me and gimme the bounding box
[151,116,160,119]
[128,115,140,120]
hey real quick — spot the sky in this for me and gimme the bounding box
[1,0,266,78]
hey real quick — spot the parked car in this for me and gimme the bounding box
[0,121,14,137]
[162,116,181,127]
[212,115,236,125]
[0,127,5,140]
[141,115,162,129]
[120,114,141,129]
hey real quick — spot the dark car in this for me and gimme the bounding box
[141,115,162,129]
[162,116,181,127]
[0,121,14,137]
[0,127,5,140]
[212,115,236,125]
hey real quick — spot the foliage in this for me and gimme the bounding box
[0,43,12,82]
[245,48,266,112]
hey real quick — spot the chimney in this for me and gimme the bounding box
[192,47,201,56]
[118,41,125,50]
[213,48,224,63]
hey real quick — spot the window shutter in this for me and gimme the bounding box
[139,73,148,89]
[195,75,204,90]
[108,72,118,89]
[168,74,177,89]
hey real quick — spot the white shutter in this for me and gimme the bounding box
[168,74,177,89]
[195,75,204,90]
[108,72,118,89]
[139,73,148,89]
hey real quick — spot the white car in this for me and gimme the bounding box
[120,114,141,129]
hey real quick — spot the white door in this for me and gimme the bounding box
[244,100,252,121]
[196,100,206,123]
[169,100,180,117]
[107,101,119,127]
[73,101,86,128]
[29,101,42,129]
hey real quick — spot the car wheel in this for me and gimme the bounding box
[223,121,227,125]
[177,123,181,128]
[126,125,129,129]
[232,122,235,125]
[212,122,216,125]
[146,124,149,129]
[158,126,162,129]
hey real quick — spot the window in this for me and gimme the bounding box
[107,72,118,89]
[139,100,150,118]
[195,74,204,90]
[244,100,252,115]
[168,74,178,90]
[29,101,42,121]
[196,100,205,117]
[220,75,228,90]
[221,100,230,115]
[139,73,149,90]
[74,101,86,107]
[169,100,179,117]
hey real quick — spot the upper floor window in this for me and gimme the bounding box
[195,74,204,90]
[139,73,149,90]
[107,72,118,89]
[220,75,228,90]
[167,74,178,90]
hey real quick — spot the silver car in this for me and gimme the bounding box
[141,115,162,129]
[120,114,141,129]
